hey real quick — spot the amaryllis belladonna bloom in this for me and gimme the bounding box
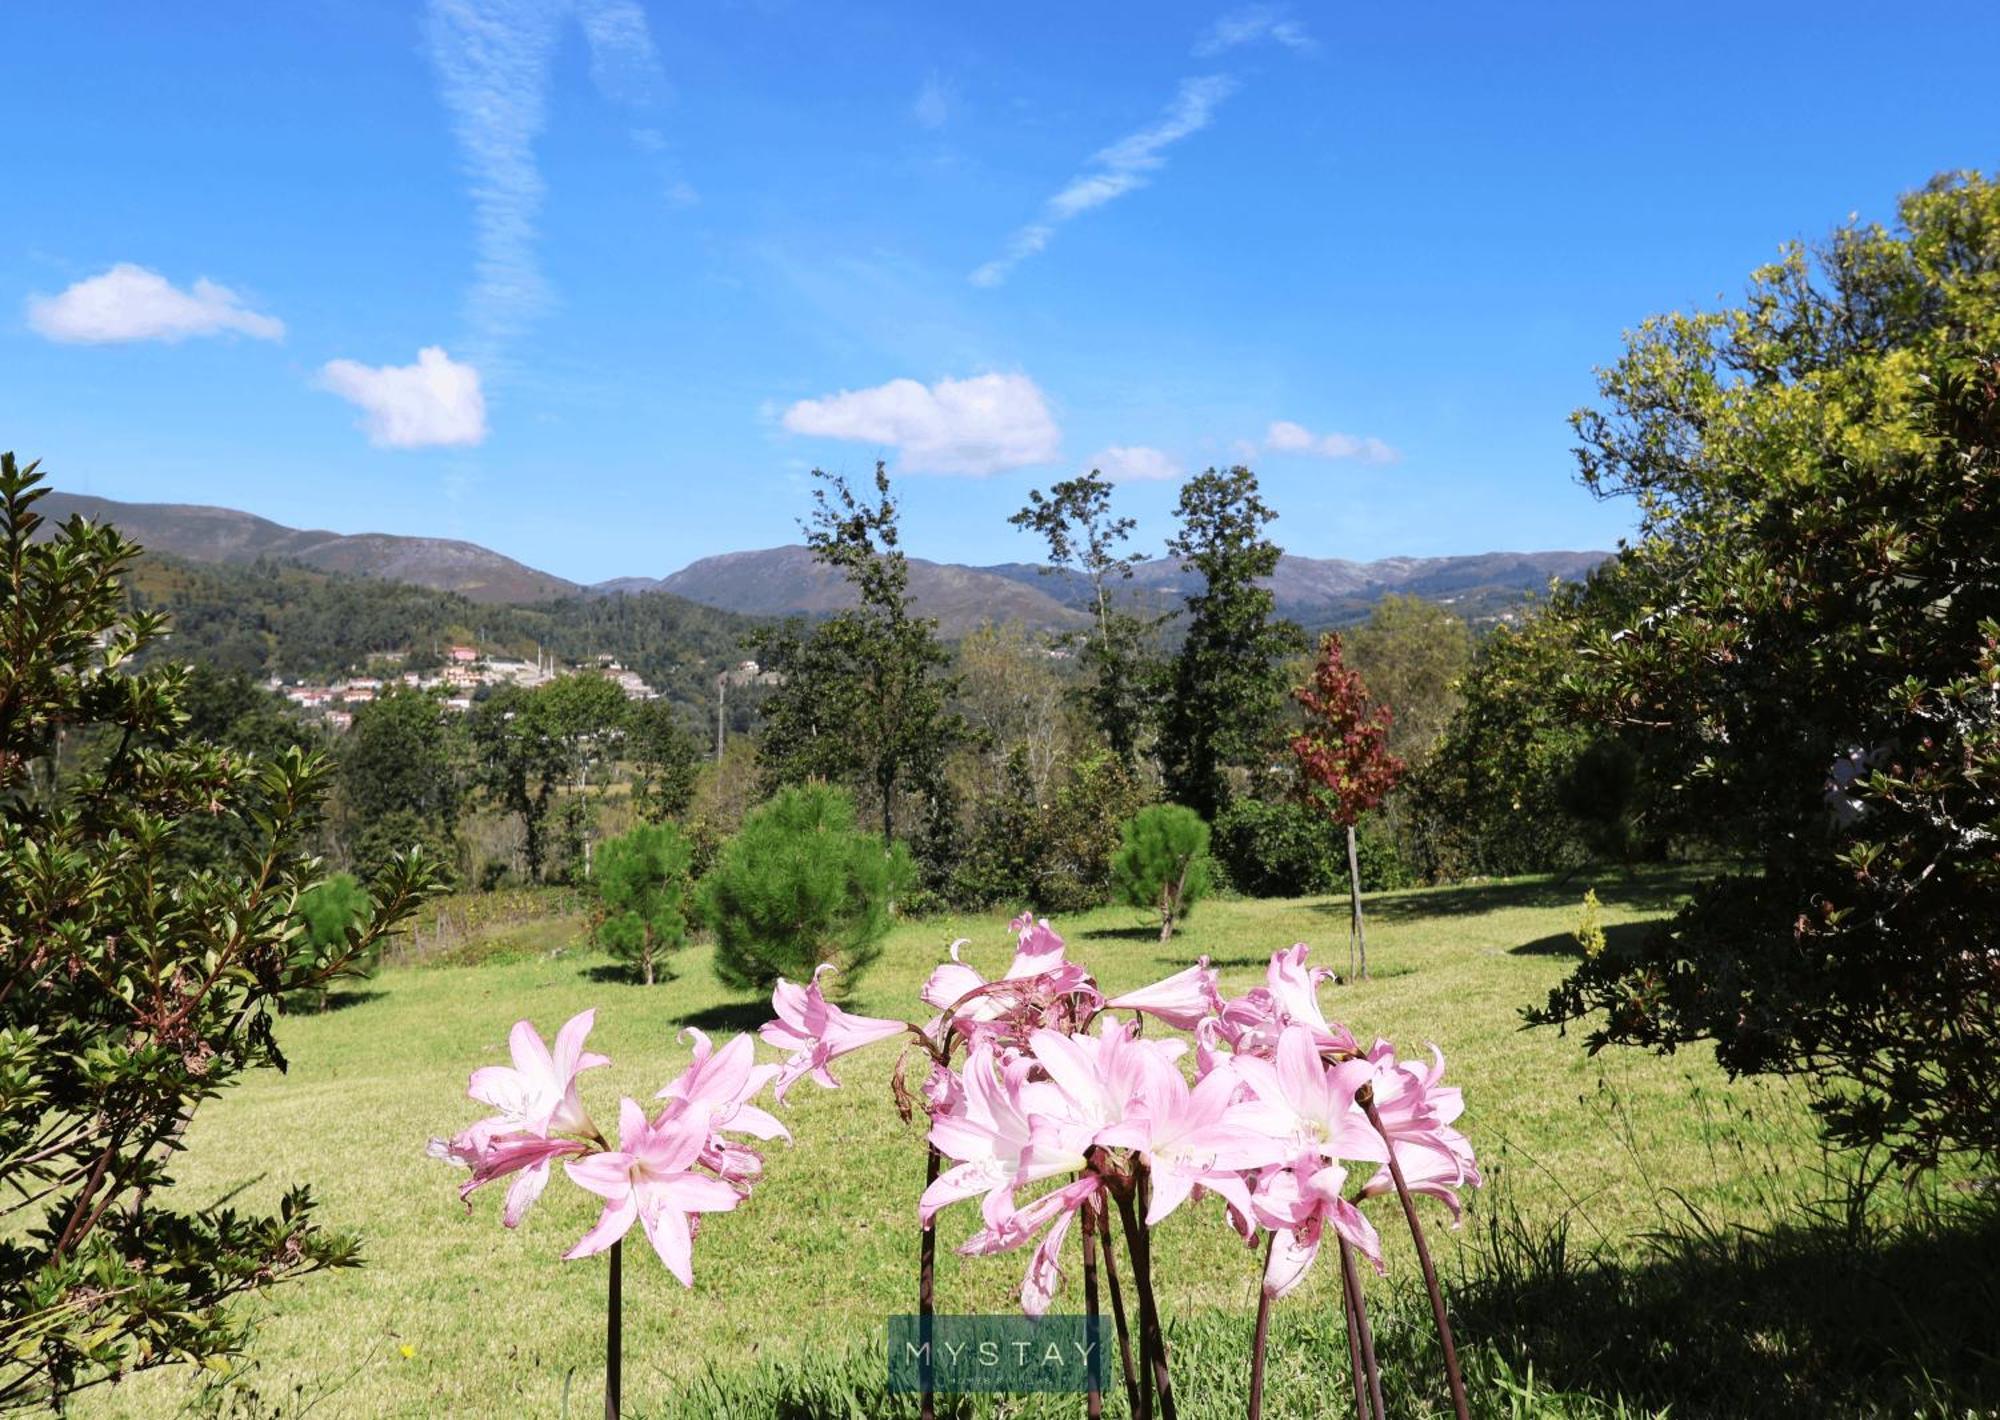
[761,964,910,1102]
[565,1098,743,1285]
[428,1008,610,1226]
[656,1027,790,1186]
[1102,958,1222,1031]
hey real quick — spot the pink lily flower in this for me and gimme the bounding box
[656,1028,790,1186]
[761,964,911,1102]
[1353,1040,1482,1218]
[959,1174,1105,1317]
[1217,946,1359,1059]
[1252,1157,1384,1297]
[921,1043,1087,1229]
[429,1008,610,1226]
[1026,1020,1182,1146]
[1229,1026,1381,1165]
[468,1008,611,1140]
[564,1098,743,1285]
[1102,958,1222,1031]
[1096,1062,1285,1227]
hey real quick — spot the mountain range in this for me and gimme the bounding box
[39,490,1610,635]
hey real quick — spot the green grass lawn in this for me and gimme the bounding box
[73,872,1992,1418]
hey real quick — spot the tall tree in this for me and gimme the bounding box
[625,698,701,823]
[1292,633,1406,979]
[338,684,463,881]
[1534,173,2000,1170]
[1158,466,1302,819]
[0,454,441,1406]
[1343,594,1474,766]
[755,464,962,844]
[469,684,566,881]
[1010,469,1156,762]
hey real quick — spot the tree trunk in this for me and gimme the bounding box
[1346,823,1368,980]
[642,937,655,988]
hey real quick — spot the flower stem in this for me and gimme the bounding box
[1081,1193,1104,1420]
[1337,1236,1384,1420]
[1247,1234,1275,1420]
[1361,1096,1470,1420]
[1095,1196,1143,1418]
[919,1144,940,1420]
[1338,1244,1370,1420]
[1113,1165,1177,1420]
[605,1237,622,1420]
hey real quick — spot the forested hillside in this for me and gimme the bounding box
[126,554,763,717]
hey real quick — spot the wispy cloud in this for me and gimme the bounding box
[1194,5,1315,57]
[781,373,1061,476]
[27,263,283,344]
[319,347,488,449]
[1088,445,1182,483]
[425,0,667,364]
[970,74,1236,287]
[913,70,954,129]
[1266,419,1400,465]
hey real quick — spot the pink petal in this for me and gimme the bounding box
[564,1191,638,1260]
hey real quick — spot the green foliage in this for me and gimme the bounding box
[1158,467,1303,819]
[953,747,1147,914]
[1211,796,1339,897]
[0,452,443,1407]
[1110,803,1214,940]
[1212,797,1410,897]
[753,465,964,846]
[1534,173,2000,1170]
[592,822,693,986]
[468,674,625,883]
[124,552,757,720]
[1344,593,1474,766]
[337,685,463,882]
[626,698,701,823]
[290,873,374,1010]
[701,784,914,990]
[1009,469,1159,763]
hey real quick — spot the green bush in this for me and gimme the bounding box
[1110,803,1214,941]
[1211,797,1339,897]
[593,822,694,985]
[701,784,914,991]
[291,873,373,1010]
[1212,798,1413,897]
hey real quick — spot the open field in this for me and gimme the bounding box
[77,872,1996,1418]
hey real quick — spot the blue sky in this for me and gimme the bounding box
[5,1,1997,584]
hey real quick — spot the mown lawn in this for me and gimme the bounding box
[75,872,1990,1418]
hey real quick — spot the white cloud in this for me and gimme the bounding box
[319,347,488,449]
[913,71,953,129]
[1089,445,1182,483]
[26,263,283,344]
[781,373,1061,476]
[1195,6,1315,56]
[971,75,1236,287]
[426,0,667,358]
[1265,419,1400,464]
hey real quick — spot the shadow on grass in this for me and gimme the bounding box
[579,961,686,987]
[1508,919,1657,959]
[1358,864,1718,924]
[677,1001,773,1034]
[1456,1193,2000,1418]
[312,989,386,1014]
[1079,924,1167,943]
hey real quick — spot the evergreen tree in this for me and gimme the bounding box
[1010,469,1158,763]
[593,822,693,986]
[1158,467,1302,819]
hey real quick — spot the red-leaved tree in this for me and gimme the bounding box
[1292,633,1405,978]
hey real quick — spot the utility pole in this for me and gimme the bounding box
[715,670,727,762]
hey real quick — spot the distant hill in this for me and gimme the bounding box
[38,491,579,605]
[42,488,1610,634]
[652,546,1088,637]
[665,546,1612,632]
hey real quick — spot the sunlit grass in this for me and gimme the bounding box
[81,870,1846,1417]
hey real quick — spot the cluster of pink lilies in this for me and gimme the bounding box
[432,912,1480,1419]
